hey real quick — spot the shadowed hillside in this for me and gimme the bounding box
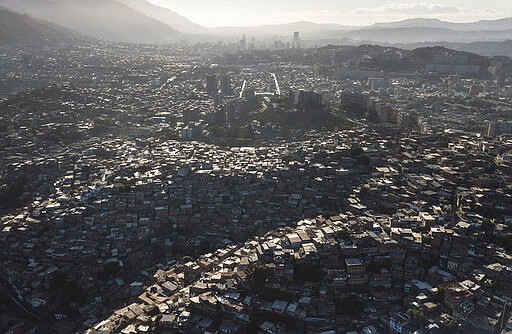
[1,0,179,43]
[0,8,79,45]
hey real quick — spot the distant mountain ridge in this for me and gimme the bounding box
[369,17,512,32]
[206,17,512,38]
[2,0,512,47]
[336,27,512,44]
[1,0,179,43]
[115,0,205,34]
[0,8,80,45]
[386,40,512,58]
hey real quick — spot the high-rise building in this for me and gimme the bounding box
[235,99,250,117]
[289,89,324,109]
[341,92,369,111]
[183,109,201,122]
[225,102,236,124]
[292,31,300,49]
[213,93,222,107]
[206,74,218,95]
[221,75,232,96]
[239,34,247,50]
[487,121,512,137]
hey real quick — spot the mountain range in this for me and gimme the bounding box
[0,7,79,45]
[369,17,512,31]
[306,27,512,44]
[2,0,512,56]
[115,0,205,34]
[0,0,180,43]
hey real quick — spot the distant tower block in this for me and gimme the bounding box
[221,75,232,96]
[240,34,247,50]
[293,31,300,49]
[206,74,218,95]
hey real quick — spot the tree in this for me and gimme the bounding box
[182,256,194,263]
[250,265,270,294]
[407,307,425,326]
[481,219,494,233]
[432,287,445,304]
[447,317,459,330]
[335,228,350,241]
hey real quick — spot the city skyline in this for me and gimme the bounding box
[2,1,512,333]
[148,0,512,27]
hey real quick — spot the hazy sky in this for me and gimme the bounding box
[148,0,512,27]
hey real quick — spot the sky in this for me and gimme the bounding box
[148,0,512,27]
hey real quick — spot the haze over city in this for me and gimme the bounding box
[149,0,512,26]
[1,1,512,334]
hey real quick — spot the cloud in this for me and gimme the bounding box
[269,2,509,26]
[358,2,462,16]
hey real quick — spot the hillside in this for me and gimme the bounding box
[454,40,512,57]
[387,40,512,58]
[0,8,79,45]
[367,17,512,32]
[1,0,179,43]
[316,27,512,44]
[116,0,205,34]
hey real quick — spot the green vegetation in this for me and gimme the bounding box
[249,264,289,300]
[432,287,445,304]
[335,228,350,241]
[407,307,425,326]
[250,265,270,293]
[447,316,459,329]
[182,256,194,263]
[155,128,180,141]
[205,124,255,147]
[481,219,495,233]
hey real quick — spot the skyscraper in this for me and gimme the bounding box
[240,34,247,50]
[214,93,222,107]
[225,102,236,124]
[206,74,218,95]
[292,31,300,49]
[221,75,232,96]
